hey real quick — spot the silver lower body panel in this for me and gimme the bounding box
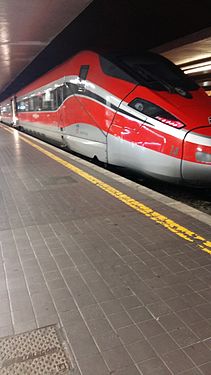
[182,160,211,186]
[64,135,107,162]
[63,123,107,162]
[107,134,182,183]
[19,121,62,143]
[1,116,13,125]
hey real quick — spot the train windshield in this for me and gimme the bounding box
[118,53,198,92]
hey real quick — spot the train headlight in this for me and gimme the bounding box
[129,98,185,129]
[196,151,211,163]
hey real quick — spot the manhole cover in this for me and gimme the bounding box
[0,325,73,374]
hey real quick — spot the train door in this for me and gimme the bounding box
[109,88,184,180]
[107,105,147,169]
[45,85,65,143]
[61,79,89,149]
[107,87,147,169]
[63,64,108,162]
[11,96,18,127]
[56,85,64,130]
[59,83,77,146]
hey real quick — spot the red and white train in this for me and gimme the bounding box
[1,50,211,185]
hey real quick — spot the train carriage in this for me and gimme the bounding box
[1,50,211,185]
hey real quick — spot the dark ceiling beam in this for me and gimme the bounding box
[154,26,211,55]
[188,72,211,82]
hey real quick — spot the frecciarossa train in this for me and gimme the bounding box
[1,50,211,185]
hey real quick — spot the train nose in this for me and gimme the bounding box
[181,127,211,186]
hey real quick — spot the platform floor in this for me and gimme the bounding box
[0,124,211,375]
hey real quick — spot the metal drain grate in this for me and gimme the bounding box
[0,325,73,374]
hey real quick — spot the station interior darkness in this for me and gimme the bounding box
[1,0,211,100]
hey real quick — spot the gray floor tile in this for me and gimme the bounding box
[137,356,172,375]
[112,365,141,375]
[177,308,203,326]
[189,320,211,340]
[199,362,211,375]
[159,312,185,331]
[127,306,153,323]
[108,311,133,329]
[0,325,14,338]
[95,331,122,351]
[138,319,165,338]
[100,300,124,315]
[179,369,203,375]
[0,313,12,328]
[14,319,37,334]
[169,326,199,347]
[102,345,133,371]
[70,334,99,359]
[184,343,211,366]
[78,353,110,375]
[126,339,156,363]
[0,127,210,374]
[118,296,143,310]
[117,324,144,345]
[149,333,179,355]
[162,349,196,374]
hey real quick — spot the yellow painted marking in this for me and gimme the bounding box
[2,125,211,255]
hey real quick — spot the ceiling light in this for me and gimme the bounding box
[181,60,211,71]
[201,81,211,87]
[183,64,211,75]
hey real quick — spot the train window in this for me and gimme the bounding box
[79,65,89,80]
[32,97,39,111]
[51,89,58,109]
[42,90,53,111]
[120,54,198,92]
[38,96,43,111]
[57,86,63,107]
[29,97,35,111]
[129,98,185,128]
[63,83,74,100]
[2,104,11,113]
[6,105,10,113]
[17,100,27,112]
[17,101,25,111]
[24,99,29,112]
[100,56,137,83]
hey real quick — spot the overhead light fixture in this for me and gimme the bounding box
[181,60,211,70]
[181,60,211,75]
[201,81,211,87]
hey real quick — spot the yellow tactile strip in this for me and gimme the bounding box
[2,126,211,255]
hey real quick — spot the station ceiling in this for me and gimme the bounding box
[1,0,211,100]
[154,27,211,91]
[0,0,92,95]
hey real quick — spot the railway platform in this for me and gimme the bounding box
[0,123,211,375]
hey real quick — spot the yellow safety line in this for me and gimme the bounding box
[3,125,211,255]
